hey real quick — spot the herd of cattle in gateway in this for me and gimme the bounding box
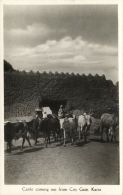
[4,111,119,153]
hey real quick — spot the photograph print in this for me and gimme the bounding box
[4,4,119,185]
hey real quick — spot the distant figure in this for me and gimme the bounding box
[33,108,43,144]
[58,105,65,118]
[35,108,43,119]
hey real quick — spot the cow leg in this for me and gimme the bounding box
[100,134,103,142]
[53,131,55,142]
[26,136,32,147]
[44,136,47,147]
[48,136,50,144]
[73,130,76,145]
[80,126,83,140]
[56,130,59,142]
[61,129,64,142]
[46,134,50,146]
[113,135,116,143]
[112,129,115,142]
[35,138,38,145]
[106,128,109,142]
[34,133,37,145]
[53,131,56,142]
[71,130,75,145]
[78,130,80,140]
[44,132,48,148]
[112,129,116,143]
[100,123,104,142]
[45,137,48,148]
[84,127,87,143]
[84,135,86,143]
[113,132,116,143]
[79,129,81,140]
[7,141,11,153]
[71,133,74,145]
[58,129,61,142]
[35,133,38,145]
[54,131,57,142]
[58,128,62,144]
[63,129,66,146]
[22,137,26,150]
[60,129,62,143]
[109,130,112,142]
[110,134,113,142]
[71,138,73,145]
[56,131,59,142]
[46,137,48,147]
[35,139,37,145]
[85,125,90,142]
[71,131,73,145]
[46,140,48,148]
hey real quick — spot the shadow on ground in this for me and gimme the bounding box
[13,146,44,155]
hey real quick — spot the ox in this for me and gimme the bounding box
[77,114,92,142]
[32,114,61,147]
[60,115,77,146]
[4,121,31,152]
[47,114,61,142]
[100,113,118,142]
[31,116,50,147]
[32,117,51,147]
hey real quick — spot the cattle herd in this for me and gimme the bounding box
[4,112,119,153]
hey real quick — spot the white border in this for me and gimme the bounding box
[0,1,122,195]
[119,0,123,193]
[0,0,120,5]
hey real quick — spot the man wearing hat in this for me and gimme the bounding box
[33,108,43,144]
[58,105,65,118]
[35,108,43,119]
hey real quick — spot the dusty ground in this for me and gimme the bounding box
[4,137,119,185]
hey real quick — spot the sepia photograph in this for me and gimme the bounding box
[1,1,122,192]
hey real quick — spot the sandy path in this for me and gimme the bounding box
[5,139,119,185]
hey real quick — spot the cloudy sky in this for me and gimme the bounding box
[4,5,118,83]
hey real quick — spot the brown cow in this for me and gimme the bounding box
[100,113,118,142]
[4,121,31,152]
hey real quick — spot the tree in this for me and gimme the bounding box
[4,60,15,72]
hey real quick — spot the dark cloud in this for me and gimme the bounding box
[4,5,118,47]
[4,5,118,83]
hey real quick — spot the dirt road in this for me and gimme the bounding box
[5,138,119,185]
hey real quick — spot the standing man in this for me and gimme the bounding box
[35,108,43,119]
[33,108,43,144]
[58,105,65,118]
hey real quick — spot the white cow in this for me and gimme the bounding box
[78,113,92,142]
[59,116,77,146]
